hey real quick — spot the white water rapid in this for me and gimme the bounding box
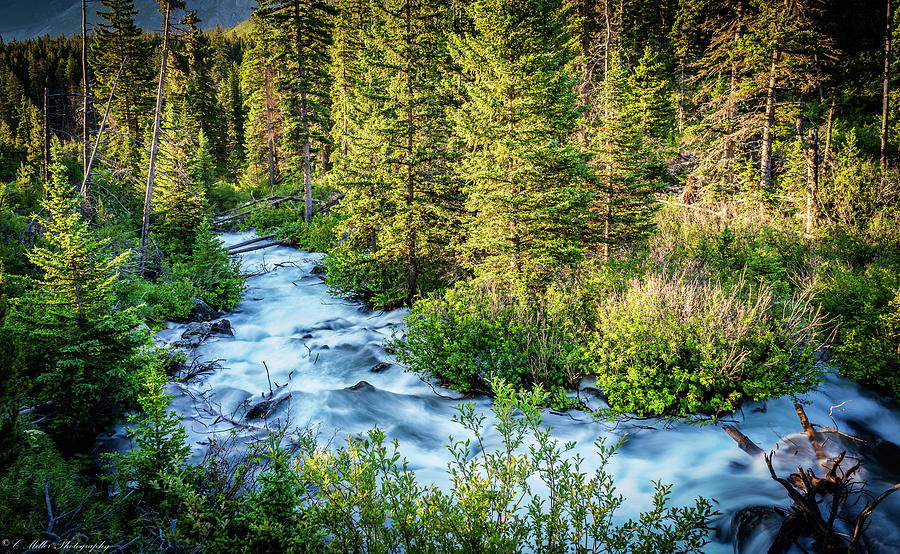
[144,232,900,553]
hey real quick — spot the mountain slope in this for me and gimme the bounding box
[0,0,253,42]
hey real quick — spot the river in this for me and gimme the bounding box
[147,232,900,553]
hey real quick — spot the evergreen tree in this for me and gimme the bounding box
[171,10,226,172]
[153,105,208,255]
[590,56,664,259]
[630,45,676,142]
[257,0,334,219]
[16,153,143,447]
[451,0,591,282]
[0,264,24,471]
[331,0,460,304]
[111,358,189,499]
[90,0,153,141]
[240,9,283,191]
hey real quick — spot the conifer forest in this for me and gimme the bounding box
[3,0,900,552]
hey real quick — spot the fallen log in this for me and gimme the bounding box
[228,242,281,255]
[723,425,764,457]
[227,233,277,251]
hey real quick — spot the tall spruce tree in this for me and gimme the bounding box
[241,9,282,191]
[17,153,143,447]
[171,10,226,173]
[451,0,591,282]
[256,0,334,219]
[331,0,459,304]
[590,55,664,259]
[90,0,153,142]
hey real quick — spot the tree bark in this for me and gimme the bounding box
[805,128,819,235]
[404,0,417,303]
[295,0,313,222]
[725,0,744,187]
[139,2,172,276]
[824,98,835,166]
[882,0,892,170]
[759,47,779,202]
[81,0,92,210]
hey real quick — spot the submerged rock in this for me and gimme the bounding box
[370,362,391,373]
[191,298,221,322]
[345,381,375,391]
[176,319,234,348]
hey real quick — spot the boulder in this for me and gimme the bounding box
[345,381,374,392]
[176,319,234,348]
[370,362,391,373]
[191,298,220,322]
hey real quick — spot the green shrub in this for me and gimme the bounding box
[175,223,245,311]
[324,247,412,309]
[391,279,594,395]
[0,427,97,538]
[290,378,716,552]
[279,211,343,252]
[816,264,900,398]
[591,271,827,417]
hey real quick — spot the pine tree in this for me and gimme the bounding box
[171,10,226,172]
[240,10,282,191]
[90,0,153,140]
[590,56,665,259]
[330,0,460,304]
[18,153,143,447]
[452,0,591,282]
[153,105,208,255]
[257,0,334,219]
[111,358,189,498]
[630,45,676,142]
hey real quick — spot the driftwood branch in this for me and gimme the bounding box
[795,403,825,460]
[723,424,764,457]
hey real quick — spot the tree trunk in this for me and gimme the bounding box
[295,0,313,222]
[759,47,779,203]
[404,0,417,303]
[805,128,819,235]
[725,0,744,187]
[264,73,276,196]
[139,2,172,276]
[882,0,892,170]
[601,0,612,263]
[81,0,92,210]
[824,98,835,167]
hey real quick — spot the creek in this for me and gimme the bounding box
[145,232,900,553]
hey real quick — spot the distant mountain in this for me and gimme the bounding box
[0,0,254,42]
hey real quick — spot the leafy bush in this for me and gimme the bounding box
[238,205,301,234]
[278,211,343,252]
[391,279,594,395]
[816,264,900,398]
[174,223,245,311]
[324,247,413,309]
[591,271,827,417]
[289,379,716,552]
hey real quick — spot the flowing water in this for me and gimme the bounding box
[141,232,900,553]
